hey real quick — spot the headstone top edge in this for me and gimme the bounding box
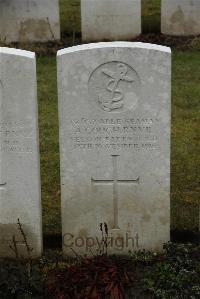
[0,47,35,59]
[57,42,171,57]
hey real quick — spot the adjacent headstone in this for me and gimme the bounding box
[58,42,171,256]
[0,0,60,42]
[161,0,200,36]
[0,48,42,258]
[81,0,141,41]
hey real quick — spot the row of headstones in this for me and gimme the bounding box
[0,0,200,43]
[0,42,171,258]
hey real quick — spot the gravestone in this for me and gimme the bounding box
[0,0,60,42]
[161,0,200,36]
[81,0,141,41]
[58,42,171,256]
[0,47,42,258]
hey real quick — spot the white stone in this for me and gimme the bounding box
[57,42,171,256]
[81,0,141,41]
[0,0,60,42]
[161,0,200,36]
[0,47,42,258]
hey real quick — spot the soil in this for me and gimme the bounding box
[1,33,199,56]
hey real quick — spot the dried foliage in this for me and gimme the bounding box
[0,221,199,299]
[44,224,155,299]
[0,219,42,299]
[0,34,199,57]
[45,254,135,299]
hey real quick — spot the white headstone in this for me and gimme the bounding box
[0,0,60,42]
[0,48,42,258]
[58,42,171,256]
[81,0,141,41]
[161,0,200,36]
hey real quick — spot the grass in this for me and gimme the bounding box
[142,0,161,33]
[59,0,81,37]
[37,50,200,236]
[37,57,61,235]
[171,51,200,231]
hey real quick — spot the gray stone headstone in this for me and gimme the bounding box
[0,47,42,258]
[161,0,200,36]
[0,0,60,42]
[81,0,141,41]
[58,42,171,256]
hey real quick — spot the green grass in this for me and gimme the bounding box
[142,0,161,33]
[37,50,200,236]
[37,57,61,235]
[59,0,81,36]
[171,51,200,231]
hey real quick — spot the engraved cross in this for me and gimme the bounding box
[91,155,139,229]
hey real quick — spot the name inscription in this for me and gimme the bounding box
[70,117,160,151]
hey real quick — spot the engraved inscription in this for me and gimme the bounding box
[70,117,160,151]
[92,155,139,229]
[0,121,34,154]
[89,62,141,113]
[0,77,34,153]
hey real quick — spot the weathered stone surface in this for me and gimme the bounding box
[81,0,141,41]
[58,42,171,256]
[0,48,42,258]
[0,0,60,42]
[161,0,200,36]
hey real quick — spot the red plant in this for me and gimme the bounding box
[45,255,134,299]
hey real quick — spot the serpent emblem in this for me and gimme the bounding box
[99,63,134,112]
[88,61,140,113]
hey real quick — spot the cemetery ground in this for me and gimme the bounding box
[38,0,200,238]
[1,46,199,299]
[0,0,200,298]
